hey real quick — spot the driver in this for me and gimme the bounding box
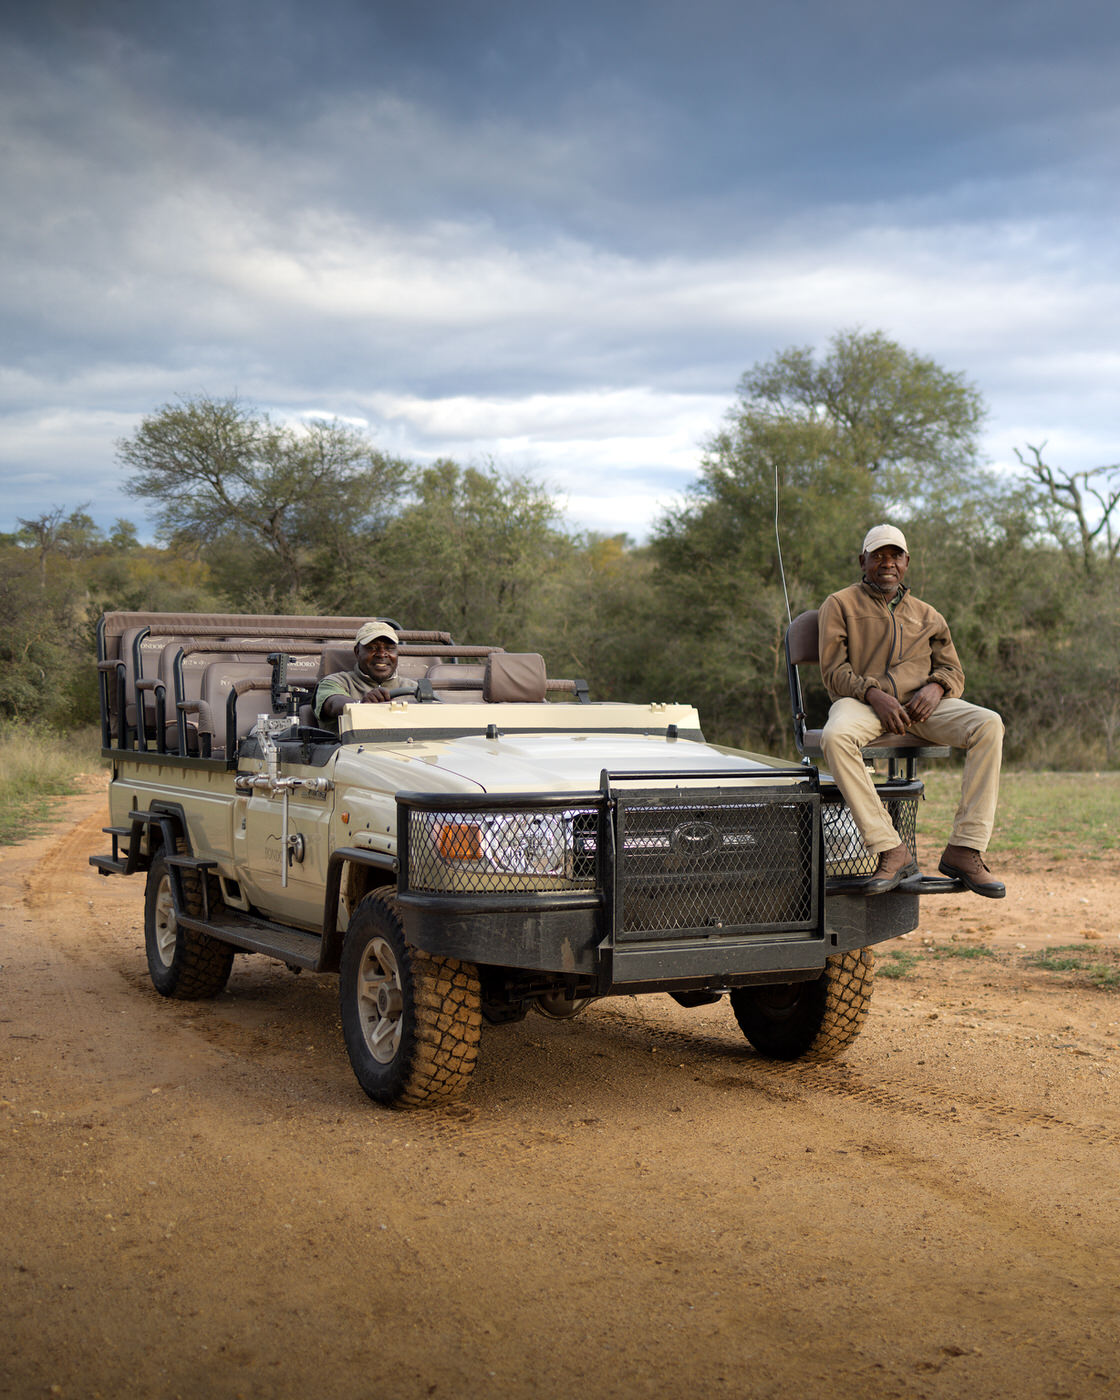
[314,621,418,730]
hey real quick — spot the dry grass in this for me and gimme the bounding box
[0,723,102,844]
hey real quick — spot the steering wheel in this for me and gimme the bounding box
[387,681,439,703]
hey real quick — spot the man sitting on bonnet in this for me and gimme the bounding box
[818,524,1005,898]
[314,620,418,731]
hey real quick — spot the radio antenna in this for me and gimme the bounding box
[774,460,793,625]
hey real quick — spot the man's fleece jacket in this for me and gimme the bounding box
[817,580,966,706]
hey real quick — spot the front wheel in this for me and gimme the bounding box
[144,849,234,999]
[339,887,482,1106]
[729,948,874,1061]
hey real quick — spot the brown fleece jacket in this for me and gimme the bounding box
[817,580,966,705]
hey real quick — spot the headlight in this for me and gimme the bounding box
[433,813,566,877]
[480,813,567,876]
[409,808,597,892]
[822,803,874,875]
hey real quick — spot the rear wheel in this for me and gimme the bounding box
[144,849,234,999]
[339,886,482,1106]
[729,948,874,1061]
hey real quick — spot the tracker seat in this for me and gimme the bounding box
[785,609,949,781]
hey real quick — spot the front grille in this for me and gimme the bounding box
[614,790,818,940]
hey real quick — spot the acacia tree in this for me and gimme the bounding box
[118,395,412,602]
[16,505,101,586]
[740,328,985,492]
[1014,442,1120,577]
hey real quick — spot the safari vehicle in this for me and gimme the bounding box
[91,611,926,1107]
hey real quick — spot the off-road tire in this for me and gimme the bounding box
[339,886,482,1107]
[729,947,875,1061]
[144,848,235,1000]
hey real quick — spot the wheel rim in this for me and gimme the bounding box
[153,876,178,969]
[750,983,808,1021]
[356,936,405,1064]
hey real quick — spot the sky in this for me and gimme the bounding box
[2,0,1118,543]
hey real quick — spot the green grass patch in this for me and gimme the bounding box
[917,769,1120,861]
[878,948,923,979]
[0,722,101,845]
[877,942,995,979]
[1023,944,1120,991]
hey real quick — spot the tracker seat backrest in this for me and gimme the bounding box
[120,629,193,744]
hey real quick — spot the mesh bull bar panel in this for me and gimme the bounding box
[599,769,822,944]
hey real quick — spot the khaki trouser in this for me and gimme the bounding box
[820,697,1004,855]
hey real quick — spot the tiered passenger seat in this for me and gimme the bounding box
[95,613,589,760]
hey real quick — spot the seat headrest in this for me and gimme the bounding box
[318,642,355,678]
[483,652,547,703]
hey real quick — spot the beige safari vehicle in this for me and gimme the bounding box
[92,611,922,1107]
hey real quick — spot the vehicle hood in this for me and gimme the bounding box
[380,730,790,795]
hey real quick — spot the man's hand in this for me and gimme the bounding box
[905,682,945,724]
[320,686,395,719]
[866,687,911,735]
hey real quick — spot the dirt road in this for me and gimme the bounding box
[2,793,1119,1400]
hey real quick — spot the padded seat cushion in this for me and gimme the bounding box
[800,728,950,759]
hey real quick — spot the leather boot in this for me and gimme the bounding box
[863,841,918,896]
[939,844,1006,898]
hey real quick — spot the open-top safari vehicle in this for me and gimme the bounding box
[92,610,932,1106]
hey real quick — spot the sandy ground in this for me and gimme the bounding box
[2,790,1119,1400]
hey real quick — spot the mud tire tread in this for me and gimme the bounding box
[340,886,482,1107]
[729,947,875,1062]
[144,847,235,1000]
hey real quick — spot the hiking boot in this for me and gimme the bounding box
[863,841,919,896]
[939,844,1006,899]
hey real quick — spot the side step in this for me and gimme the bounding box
[901,873,964,895]
[91,853,129,876]
[826,873,965,896]
[90,823,138,876]
[177,910,324,971]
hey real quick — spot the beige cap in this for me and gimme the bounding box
[355,620,399,646]
[862,524,908,555]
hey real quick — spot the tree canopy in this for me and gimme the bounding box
[118,395,411,604]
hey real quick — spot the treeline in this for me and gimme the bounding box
[4,331,1118,767]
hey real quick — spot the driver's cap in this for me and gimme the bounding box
[861,524,908,555]
[355,620,398,646]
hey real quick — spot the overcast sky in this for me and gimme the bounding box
[3,0,1118,542]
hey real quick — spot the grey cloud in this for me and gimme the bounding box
[2,0,1118,540]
